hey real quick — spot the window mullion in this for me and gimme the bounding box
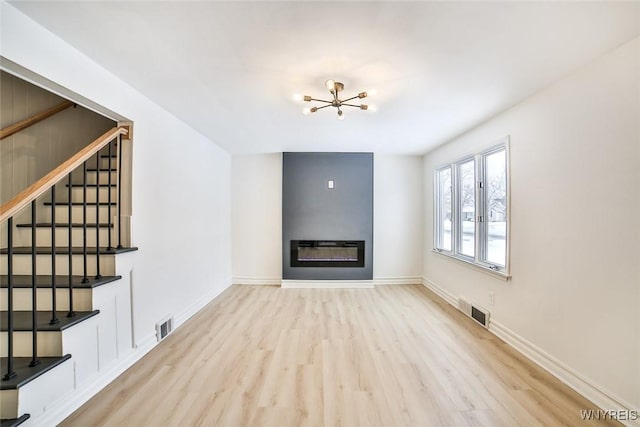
[451,164,458,255]
[474,155,480,263]
[476,154,486,263]
[434,170,440,250]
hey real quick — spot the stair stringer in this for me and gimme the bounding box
[16,359,74,423]
[18,250,143,427]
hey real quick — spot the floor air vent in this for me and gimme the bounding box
[156,315,174,342]
[458,297,490,328]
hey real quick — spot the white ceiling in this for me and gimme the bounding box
[10,1,640,155]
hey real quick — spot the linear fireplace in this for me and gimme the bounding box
[290,240,365,268]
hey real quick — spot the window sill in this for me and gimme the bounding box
[431,249,511,281]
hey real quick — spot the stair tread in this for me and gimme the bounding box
[0,247,138,255]
[0,275,121,288]
[0,355,71,390]
[0,310,99,332]
[0,414,30,427]
[16,223,113,228]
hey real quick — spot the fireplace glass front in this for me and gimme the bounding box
[290,240,365,268]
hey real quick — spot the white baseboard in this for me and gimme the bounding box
[174,281,232,327]
[421,277,458,307]
[133,333,158,354]
[31,333,157,427]
[281,279,374,289]
[235,277,424,287]
[490,321,639,427]
[373,276,422,286]
[421,276,639,427]
[232,276,282,286]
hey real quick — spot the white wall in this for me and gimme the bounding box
[231,154,282,284]
[423,37,640,411]
[231,153,424,284]
[1,0,231,356]
[373,155,423,283]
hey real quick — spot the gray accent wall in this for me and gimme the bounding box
[282,152,373,280]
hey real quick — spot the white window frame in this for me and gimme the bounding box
[454,156,476,261]
[433,137,510,277]
[434,165,453,253]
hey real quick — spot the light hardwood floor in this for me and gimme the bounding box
[61,285,618,426]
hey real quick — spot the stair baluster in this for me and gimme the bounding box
[30,201,40,367]
[2,217,17,380]
[82,161,88,283]
[107,141,113,250]
[117,135,123,249]
[95,151,102,279]
[67,173,75,318]
[50,185,59,325]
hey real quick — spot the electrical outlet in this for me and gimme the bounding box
[489,292,495,306]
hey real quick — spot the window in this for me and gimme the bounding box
[458,159,475,258]
[483,149,507,266]
[434,140,509,274]
[435,167,452,252]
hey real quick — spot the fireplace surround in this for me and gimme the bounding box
[282,152,373,281]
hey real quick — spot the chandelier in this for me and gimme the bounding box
[296,80,375,120]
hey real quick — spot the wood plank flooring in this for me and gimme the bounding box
[61,285,618,426]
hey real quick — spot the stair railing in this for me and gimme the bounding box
[0,100,75,140]
[1,126,128,381]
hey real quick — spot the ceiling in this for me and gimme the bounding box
[10,1,640,155]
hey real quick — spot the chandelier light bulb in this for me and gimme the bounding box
[302,107,311,115]
[337,110,344,120]
[292,93,303,102]
[325,79,336,91]
[368,105,377,112]
[367,89,378,96]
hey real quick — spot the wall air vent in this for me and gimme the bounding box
[155,315,174,342]
[458,297,490,328]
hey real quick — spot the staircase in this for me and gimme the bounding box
[0,126,136,426]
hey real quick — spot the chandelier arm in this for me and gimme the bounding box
[310,98,333,104]
[340,95,360,103]
[314,104,333,110]
[341,103,363,108]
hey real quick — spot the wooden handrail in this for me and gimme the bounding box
[0,126,129,224]
[0,100,74,140]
